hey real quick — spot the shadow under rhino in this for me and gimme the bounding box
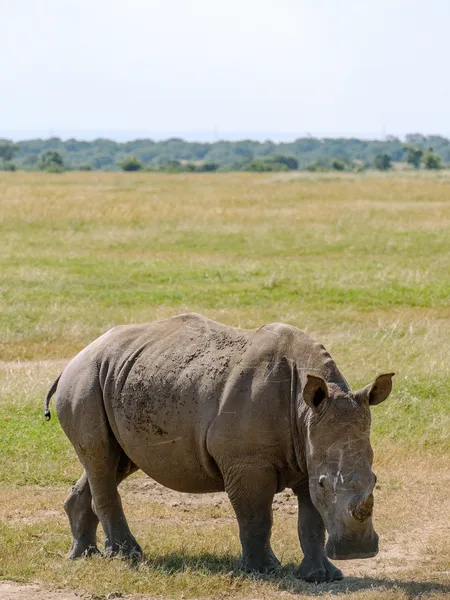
[121,552,450,599]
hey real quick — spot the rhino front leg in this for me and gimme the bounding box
[225,465,281,573]
[294,482,343,583]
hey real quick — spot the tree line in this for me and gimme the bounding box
[0,134,448,173]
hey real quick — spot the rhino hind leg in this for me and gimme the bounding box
[65,470,100,559]
[65,453,139,559]
[57,372,142,560]
[85,445,142,560]
[225,464,281,573]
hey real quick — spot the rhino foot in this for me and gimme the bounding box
[104,539,143,561]
[68,543,100,560]
[242,552,282,574]
[297,556,343,583]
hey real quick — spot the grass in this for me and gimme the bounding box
[0,171,449,598]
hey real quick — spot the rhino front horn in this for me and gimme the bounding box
[349,493,374,522]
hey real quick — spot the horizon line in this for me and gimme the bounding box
[2,130,450,144]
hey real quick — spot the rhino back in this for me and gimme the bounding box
[98,314,251,491]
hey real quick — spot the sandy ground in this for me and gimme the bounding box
[0,581,88,600]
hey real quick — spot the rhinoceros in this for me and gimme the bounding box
[44,313,394,583]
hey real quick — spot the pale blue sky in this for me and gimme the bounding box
[1,0,449,141]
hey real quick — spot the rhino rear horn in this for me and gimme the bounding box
[355,373,395,406]
[303,374,329,409]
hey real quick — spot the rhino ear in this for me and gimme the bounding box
[355,373,395,406]
[303,373,329,409]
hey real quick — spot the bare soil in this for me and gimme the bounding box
[0,581,87,600]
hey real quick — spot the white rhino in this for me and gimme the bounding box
[45,313,394,582]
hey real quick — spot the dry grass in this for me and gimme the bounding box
[0,171,449,598]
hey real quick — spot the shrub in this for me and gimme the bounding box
[0,161,16,171]
[38,151,65,172]
[331,158,346,171]
[404,146,423,169]
[374,154,392,171]
[118,156,143,171]
[243,159,286,172]
[423,152,442,170]
[305,161,329,172]
[265,154,298,170]
[197,161,220,172]
[158,159,183,173]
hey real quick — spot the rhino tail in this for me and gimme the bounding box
[44,373,62,421]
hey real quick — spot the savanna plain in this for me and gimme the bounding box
[0,171,449,600]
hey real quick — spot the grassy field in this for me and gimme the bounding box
[0,171,449,599]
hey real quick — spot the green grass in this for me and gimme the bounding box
[0,171,449,599]
[0,171,449,457]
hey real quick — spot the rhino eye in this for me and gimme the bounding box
[318,475,326,488]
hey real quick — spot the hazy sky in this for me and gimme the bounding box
[1,0,450,141]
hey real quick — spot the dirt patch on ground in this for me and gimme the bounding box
[0,581,86,600]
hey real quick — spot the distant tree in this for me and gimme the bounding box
[92,155,114,169]
[243,159,277,172]
[423,151,442,170]
[404,146,423,169]
[8,133,450,172]
[157,159,186,172]
[118,156,142,171]
[266,154,298,170]
[197,161,220,172]
[374,154,392,171]
[78,164,93,171]
[22,154,38,168]
[0,140,18,163]
[37,150,65,172]
[331,158,346,171]
[405,133,427,146]
[0,161,16,171]
[305,161,328,172]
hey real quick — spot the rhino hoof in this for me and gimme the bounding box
[104,541,143,561]
[242,555,282,574]
[297,557,343,583]
[68,544,100,560]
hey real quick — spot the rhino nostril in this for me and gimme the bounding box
[349,493,374,522]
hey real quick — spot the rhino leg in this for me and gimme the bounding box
[225,465,281,573]
[58,380,142,560]
[84,443,142,560]
[65,453,139,559]
[294,483,343,583]
[65,470,100,559]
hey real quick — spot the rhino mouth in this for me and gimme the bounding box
[326,548,378,560]
[325,532,379,561]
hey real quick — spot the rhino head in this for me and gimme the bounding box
[302,372,394,560]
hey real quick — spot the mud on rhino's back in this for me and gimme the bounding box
[101,313,251,493]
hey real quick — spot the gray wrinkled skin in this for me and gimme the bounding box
[46,313,394,583]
